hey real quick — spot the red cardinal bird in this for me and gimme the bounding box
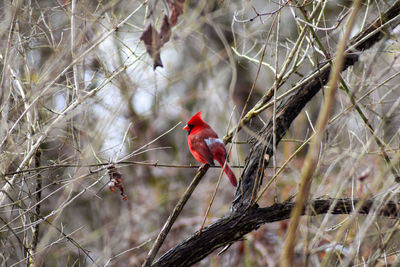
[183,111,237,187]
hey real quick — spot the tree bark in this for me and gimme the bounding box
[153,198,400,267]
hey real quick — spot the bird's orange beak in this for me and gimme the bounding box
[183,125,189,131]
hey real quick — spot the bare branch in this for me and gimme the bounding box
[152,198,400,267]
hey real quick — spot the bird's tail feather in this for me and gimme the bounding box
[216,159,237,187]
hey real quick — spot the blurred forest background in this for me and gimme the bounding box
[1,0,400,266]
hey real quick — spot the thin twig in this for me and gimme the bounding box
[2,162,250,177]
[0,0,148,150]
[104,239,152,266]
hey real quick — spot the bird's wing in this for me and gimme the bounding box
[189,135,215,165]
[204,138,227,160]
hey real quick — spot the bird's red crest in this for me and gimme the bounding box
[187,111,204,125]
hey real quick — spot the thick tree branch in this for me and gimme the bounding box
[153,198,400,266]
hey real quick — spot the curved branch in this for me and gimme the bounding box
[153,198,400,267]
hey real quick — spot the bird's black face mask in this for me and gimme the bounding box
[186,124,194,135]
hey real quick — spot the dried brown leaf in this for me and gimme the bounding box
[140,0,185,69]
[140,24,163,69]
[167,0,185,26]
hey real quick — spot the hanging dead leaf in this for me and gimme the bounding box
[140,0,185,69]
[140,24,164,69]
[160,15,171,43]
[167,0,185,26]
